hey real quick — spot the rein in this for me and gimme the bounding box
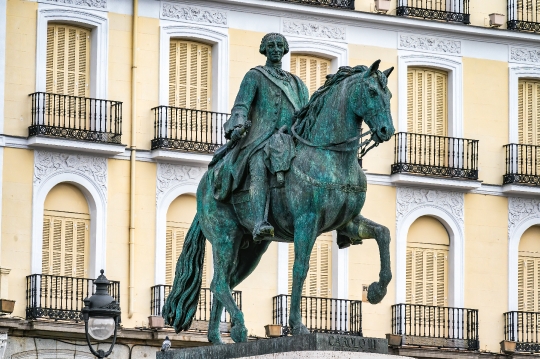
[291,119,378,157]
[291,119,371,152]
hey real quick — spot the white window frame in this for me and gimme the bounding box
[508,65,540,143]
[32,167,107,279]
[395,191,465,308]
[159,23,229,113]
[36,5,109,99]
[277,38,349,299]
[398,52,463,138]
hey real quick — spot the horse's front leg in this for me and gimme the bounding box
[289,215,318,335]
[338,215,392,304]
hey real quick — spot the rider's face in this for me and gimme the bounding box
[265,38,285,64]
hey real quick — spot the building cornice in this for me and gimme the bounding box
[179,0,540,47]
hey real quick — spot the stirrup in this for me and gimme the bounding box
[253,221,274,242]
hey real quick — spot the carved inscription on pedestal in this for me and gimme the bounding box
[327,336,385,352]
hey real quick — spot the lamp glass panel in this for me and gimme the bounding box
[88,317,115,340]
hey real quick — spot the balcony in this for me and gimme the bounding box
[26,274,120,322]
[391,132,480,188]
[151,106,228,162]
[28,92,124,155]
[266,0,354,9]
[391,304,479,350]
[150,285,242,328]
[397,0,470,24]
[272,294,362,335]
[505,311,540,352]
[508,0,540,33]
[504,144,540,186]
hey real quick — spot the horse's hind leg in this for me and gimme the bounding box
[338,214,392,304]
[210,230,248,343]
[207,239,271,344]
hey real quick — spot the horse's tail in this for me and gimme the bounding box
[162,213,206,332]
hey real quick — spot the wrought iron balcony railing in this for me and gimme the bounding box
[272,294,362,336]
[508,0,540,33]
[397,0,470,24]
[504,144,540,186]
[150,285,242,323]
[505,311,540,352]
[26,274,120,322]
[29,92,122,144]
[392,132,479,180]
[152,106,227,154]
[392,304,479,350]
[266,0,354,9]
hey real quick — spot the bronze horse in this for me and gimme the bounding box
[162,60,395,344]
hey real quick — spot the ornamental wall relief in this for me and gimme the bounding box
[396,186,464,231]
[282,19,346,41]
[160,2,227,26]
[41,0,107,9]
[399,34,461,55]
[508,197,540,238]
[33,151,108,201]
[510,47,540,64]
[156,163,206,204]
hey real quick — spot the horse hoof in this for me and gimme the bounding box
[367,281,387,304]
[208,331,224,345]
[291,324,310,335]
[231,323,248,343]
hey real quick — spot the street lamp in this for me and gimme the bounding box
[82,270,121,359]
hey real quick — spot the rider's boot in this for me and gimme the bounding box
[250,176,274,242]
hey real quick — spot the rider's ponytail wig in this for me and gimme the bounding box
[259,33,289,56]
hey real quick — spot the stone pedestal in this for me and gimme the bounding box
[157,333,413,359]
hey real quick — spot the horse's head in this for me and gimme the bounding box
[350,60,395,144]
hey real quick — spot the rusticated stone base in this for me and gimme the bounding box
[156,333,400,359]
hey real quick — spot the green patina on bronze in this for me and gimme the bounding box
[162,33,395,345]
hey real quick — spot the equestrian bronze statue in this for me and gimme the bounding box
[162,33,395,345]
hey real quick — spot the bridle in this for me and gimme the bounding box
[291,119,380,158]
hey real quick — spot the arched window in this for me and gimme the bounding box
[169,39,212,111]
[46,24,90,97]
[518,225,540,311]
[290,54,331,96]
[288,233,332,298]
[166,194,210,287]
[406,216,449,306]
[407,67,448,136]
[42,183,89,277]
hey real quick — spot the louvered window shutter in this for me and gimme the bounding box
[290,55,330,96]
[165,226,187,286]
[46,24,90,96]
[518,80,540,146]
[42,215,88,277]
[406,247,448,306]
[288,237,332,298]
[518,256,540,311]
[169,40,212,110]
[407,68,448,136]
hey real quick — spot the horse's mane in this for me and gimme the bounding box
[293,65,368,138]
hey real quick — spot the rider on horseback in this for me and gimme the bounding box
[211,33,309,241]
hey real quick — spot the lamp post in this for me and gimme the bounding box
[82,270,121,359]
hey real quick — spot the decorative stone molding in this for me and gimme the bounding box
[282,19,346,41]
[34,151,107,201]
[508,197,540,237]
[41,0,107,9]
[161,2,227,26]
[396,187,464,227]
[510,47,540,64]
[399,34,461,55]
[156,163,205,204]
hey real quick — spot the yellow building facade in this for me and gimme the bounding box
[0,0,539,358]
